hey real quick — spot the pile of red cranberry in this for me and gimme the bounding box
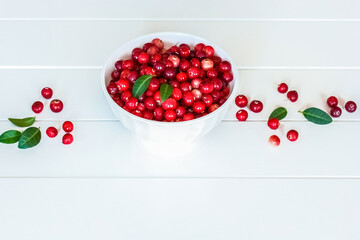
[106,38,234,122]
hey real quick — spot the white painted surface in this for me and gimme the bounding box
[1,0,360,239]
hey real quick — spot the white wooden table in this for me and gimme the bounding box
[1,1,360,239]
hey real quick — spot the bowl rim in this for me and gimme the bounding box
[101,32,239,126]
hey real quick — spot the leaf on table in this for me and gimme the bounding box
[8,116,36,127]
[0,130,22,144]
[300,107,332,125]
[269,107,287,120]
[18,127,41,149]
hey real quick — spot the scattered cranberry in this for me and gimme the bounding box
[50,99,63,113]
[345,101,357,113]
[62,121,74,132]
[249,100,263,113]
[327,96,338,107]
[267,118,280,130]
[287,90,298,102]
[41,87,53,99]
[235,95,248,108]
[330,106,342,118]
[32,101,44,114]
[287,130,298,142]
[46,127,58,138]
[62,133,73,145]
[236,109,248,121]
[268,135,280,147]
[277,83,288,94]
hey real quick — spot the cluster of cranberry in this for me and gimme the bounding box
[234,95,263,121]
[327,96,357,117]
[106,38,233,121]
[31,87,74,145]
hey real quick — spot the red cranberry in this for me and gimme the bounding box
[195,50,207,59]
[222,72,233,83]
[190,58,201,68]
[268,135,280,147]
[127,71,139,83]
[122,60,135,70]
[193,100,206,113]
[111,70,120,80]
[176,72,188,82]
[116,78,130,92]
[212,78,223,91]
[125,97,138,110]
[120,69,131,79]
[211,90,223,103]
[219,61,231,72]
[187,67,201,79]
[208,104,220,113]
[345,101,357,113]
[182,92,195,106]
[150,53,162,65]
[287,90,298,102]
[199,81,214,94]
[162,98,177,110]
[115,60,123,71]
[191,78,203,89]
[180,82,192,92]
[277,83,288,94]
[131,49,142,61]
[179,45,190,58]
[327,96,338,107]
[50,99,63,113]
[165,60,174,68]
[203,46,215,57]
[41,87,53,99]
[200,58,214,71]
[194,43,205,52]
[151,38,164,50]
[206,69,218,79]
[330,106,342,118]
[222,86,230,97]
[142,67,155,76]
[148,78,160,91]
[143,110,154,120]
[168,55,180,68]
[137,52,149,64]
[153,107,164,121]
[249,100,263,113]
[191,89,202,100]
[267,118,280,130]
[163,67,176,80]
[62,133,73,145]
[153,62,165,74]
[142,42,153,51]
[179,59,191,72]
[121,91,132,102]
[164,110,176,122]
[169,80,180,88]
[175,106,186,117]
[219,98,227,105]
[107,82,119,95]
[211,56,222,65]
[236,109,248,121]
[167,45,180,54]
[287,130,299,142]
[171,88,182,101]
[145,89,154,97]
[137,102,145,111]
[154,91,161,103]
[202,94,213,107]
[62,121,74,132]
[235,95,248,108]
[131,109,143,118]
[147,46,159,55]
[46,127,58,138]
[144,97,156,110]
[183,113,195,121]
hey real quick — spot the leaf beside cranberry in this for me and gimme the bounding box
[0,130,22,144]
[8,116,35,127]
[299,107,332,125]
[269,107,287,120]
[160,83,173,103]
[18,127,41,149]
[132,74,152,98]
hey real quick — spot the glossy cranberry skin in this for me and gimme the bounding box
[195,50,206,59]
[163,67,176,80]
[167,45,180,54]
[187,67,201,79]
[50,99,63,113]
[143,110,154,120]
[287,90,298,102]
[199,81,214,94]
[345,101,357,113]
[165,60,174,68]
[153,107,164,121]
[235,95,248,108]
[182,113,195,121]
[168,55,180,68]
[203,46,215,57]
[277,83,288,94]
[169,80,180,88]
[190,58,201,68]
[236,109,248,121]
[201,58,214,71]
[62,133,73,145]
[179,59,191,72]
[162,98,177,110]
[41,87,53,99]
[327,96,338,107]
[31,101,44,114]
[153,62,165,74]
[116,78,130,92]
[222,71,233,83]
[212,78,223,91]
[148,78,160,91]
[208,103,220,113]
[180,82,192,92]
[115,60,123,71]
[142,42,153,51]
[249,100,263,113]
[131,49,142,61]
[330,106,342,118]
[154,91,161,103]
[191,89,202,100]
[125,97,138,110]
[120,69,131,79]
[182,92,195,106]
[111,70,120,80]
[61,121,74,132]
[175,106,186,117]
[171,88,182,101]
[150,53,161,65]
[179,45,190,58]
[206,69,218,79]
[122,60,135,70]
[147,46,159,55]
[287,130,299,142]
[176,72,188,82]
[127,71,139,83]
[121,91,132,102]
[107,82,119,95]
[202,94,213,107]
[191,78,203,89]
[143,97,156,110]
[164,110,176,122]
[211,90,223,103]
[267,118,280,130]
[192,100,206,113]
[46,127,58,138]
[151,38,164,50]
[131,109,143,118]
[194,43,205,52]
[138,52,149,64]
[222,86,230,97]
[269,135,280,147]
[219,61,232,72]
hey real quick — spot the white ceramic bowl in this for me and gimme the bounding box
[101,32,239,143]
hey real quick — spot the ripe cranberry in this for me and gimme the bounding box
[115,60,123,71]
[169,80,180,88]
[203,46,215,57]
[168,55,180,68]
[191,78,203,89]
[222,86,230,97]
[171,88,182,101]
[201,58,214,71]
[208,104,220,113]
[267,118,280,130]
[145,89,154,97]
[194,43,205,52]
[62,121,74,132]
[219,61,232,72]
[249,100,263,113]
[153,107,164,121]
[143,110,154,120]
[137,52,149,64]
[235,95,248,108]
[345,101,357,113]
[126,71,139,83]
[195,50,207,59]
[191,89,202,100]
[142,67,155,76]
[50,99,63,113]
[330,106,342,118]
[163,67,176,80]
[164,110,176,122]
[187,67,201,79]
[151,38,164,50]
[46,127,58,138]
[122,60,135,70]
[146,46,159,55]
[287,130,299,142]
[179,59,191,72]
[131,49,142,61]
[165,60,174,68]
[236,109,248,121]
[182,92,195,106]
[199,81,214,94]
[219,97,227,106]
[206,69,218,79]
[268,135,280,147]
[154,91,161,103]
[144,97,156,110]
[190,58,201,68]
[111,70,120,80]
[148,78,160,91]
[179,45,190,58]
[222,72,233,83]
[180,82,192,92]
[287,90,298,102]
[277,83,288,94]
[176,72,188,82]
[121,91,132,102]
[327,96,338,107]
[212,78,223,91]
[107,82,119,95]
[153,62,165,74]
[175,106,186,117]
[137,102,145,111]
[162,98,177,110]
[120,69,131,79]
[167,45,180,54]
[131,109,143,118]
[193,100,206,113]
[183,113,195,121]
[116,78,130,92]
[31,101,43,114]
[202,94,213,107]
[41,87,53,99]
[211,90,223,103]
[125,97,138,110]
[150,53,161,65]
[62,133,73,145]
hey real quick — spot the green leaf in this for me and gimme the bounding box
[8,116,36,127]
[269,107,287,120]
[300,107,332,125]
[18,127,41,149]
[132,74,152,98]
[160,83,173,103]
[0,130,22,144]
